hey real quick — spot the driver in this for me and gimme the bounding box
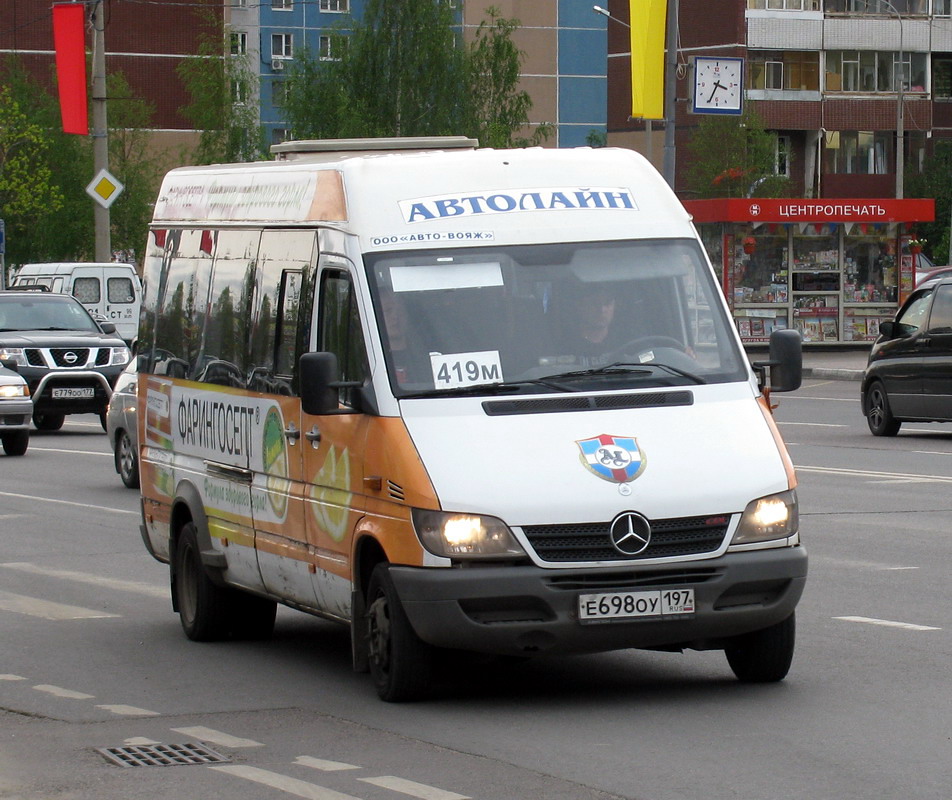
[565,284,621,366]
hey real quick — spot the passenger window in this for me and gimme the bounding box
[108,277,135,303]
[926,285,952,334]
[319,270,367,408]
[895,288,933,336]
[73,277,101,304]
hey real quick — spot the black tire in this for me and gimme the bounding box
[33,412,65,431]
[865,381,901,436]
[1,430,29,456]
[174,522,232,641]
[99,411,108,432]
[115,429,140,489]
[366,563,433,702]
[228,591,277,640]
[725,612,796,683]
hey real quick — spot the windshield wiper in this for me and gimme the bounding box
[400,376,574,399]
[541,362,707,385]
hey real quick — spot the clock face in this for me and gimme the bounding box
[692,57,744,115]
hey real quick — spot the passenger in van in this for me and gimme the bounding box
[380,288,431,386]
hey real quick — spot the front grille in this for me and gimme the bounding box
[483,390,693,417]
[522,514,731,563]
[26,349,45,367]
[95,348,110,366]
[50,348,90,367]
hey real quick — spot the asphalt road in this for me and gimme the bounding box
[1,387,950,800]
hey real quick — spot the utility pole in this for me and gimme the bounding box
[662,0,678,189]
[91,0,111,261]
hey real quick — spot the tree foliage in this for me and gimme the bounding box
[177,12,265,164]
[907,140,952,265]
[685,107,793,199]
[284,2,547,147]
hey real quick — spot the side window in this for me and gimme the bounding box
[107,276,135,303]
[895,288,933,336]
[318,269,367,408]
[199,229,260,387]
[249,230,316,396]
[73,277,101,304]
[926,285,952,334]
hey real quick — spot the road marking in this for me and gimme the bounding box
[360,776,470,800]
[296,756,361,772]
[911,449,952,455]
[210,765,362,799]
[777,422,847,427]
[33,685,95,700]
[30,447,111,457]
[97,704,161,716]
[0,563,167,598]
[781,394,857,402]
[835,616,941,631]
[0,590,119,620]
[170,727,263,748]
[0,490,138,516]
[125,737,162,746]
[817,557,919,572]
[0,674,25,681]
[798,465,952,484]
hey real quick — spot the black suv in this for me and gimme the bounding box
[0,291,131,430]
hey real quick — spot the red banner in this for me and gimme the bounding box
[685,198,935,224]
[53,3,88,136]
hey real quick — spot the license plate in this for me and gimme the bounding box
[578,588,695,622]
[52,387,95,399]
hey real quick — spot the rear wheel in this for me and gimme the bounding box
[33,412,65,431]
[1,430,29,456]
[99,411,108,431]
[366,564,433,702]
[725,612,796,683]
[174,522,231,641]
[115,429,140,488]
[865,381,901,436]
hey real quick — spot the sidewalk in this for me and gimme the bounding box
[746,345,869,382]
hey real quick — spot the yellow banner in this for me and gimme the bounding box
[629,0,667,120]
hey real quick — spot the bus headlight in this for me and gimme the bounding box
[732,489,798,545]
[412,509,525,559]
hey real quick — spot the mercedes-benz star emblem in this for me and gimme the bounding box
[608,512,652,556]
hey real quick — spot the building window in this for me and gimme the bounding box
[320,0,349,11]
[775,135,792,176]
[748,51,819,90]
[826,131,892,174]
[825,50,926,92]
[230,32,247,56]
[936,0,952,16]
[272,80,287,107]
[272,128,291,146]
[825,0,928,13]
[272,33,293,60]
[747,0,819,8]
[935,59,952,98]
[272,0,292,10]
[232,79,248,105]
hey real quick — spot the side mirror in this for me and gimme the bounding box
[751,328,802,393]
[100,321,117,335]
[300,352,341,415]
[878,320,896,339]
[0,358,20,373]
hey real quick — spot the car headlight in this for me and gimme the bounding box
[111,347,132,366]
[412,509,526,560]
[0,348,27,367]
[732,489,798,545]
[0,382,29,398]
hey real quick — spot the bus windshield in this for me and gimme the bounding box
[365,239,747,397]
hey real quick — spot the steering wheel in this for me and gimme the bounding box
[604,335,686,362]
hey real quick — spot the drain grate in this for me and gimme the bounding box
[98,742,231,768]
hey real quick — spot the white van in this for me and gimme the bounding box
[137,137,806,701]
[13,262,142,343]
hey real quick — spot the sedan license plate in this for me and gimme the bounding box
[578,588,695,623]
[52,387,95,399]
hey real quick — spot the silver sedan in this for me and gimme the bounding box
[105,359,138,487]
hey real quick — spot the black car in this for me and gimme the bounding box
[862,275,952,436]
[0,291,131,430]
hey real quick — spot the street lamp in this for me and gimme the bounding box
[594,3,677,189]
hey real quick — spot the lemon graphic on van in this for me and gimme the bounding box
[310,445,351,542]
[262,406,289,518]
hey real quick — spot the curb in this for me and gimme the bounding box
[803,366,863,382]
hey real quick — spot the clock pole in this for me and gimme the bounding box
[662,0,678,189]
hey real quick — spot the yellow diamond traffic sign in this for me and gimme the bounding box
[85,168,124,209]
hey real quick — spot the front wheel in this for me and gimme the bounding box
[865,381,901,436]
[174,522,231,641]
[366,564,433,702]
[725,612,795,683]
[1,430,29,456]
[33,412,65,431]
[115,429,140,488]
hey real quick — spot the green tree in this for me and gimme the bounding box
[177,12,265,164]
[907,140,952,265]
[284,2,546,147]
[686,107,793,199]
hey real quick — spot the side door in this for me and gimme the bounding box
[70,267,106,320]
[303,260,372,620]
[918,283,952,420]
[873,287,932,418]
[104,271,140,340]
